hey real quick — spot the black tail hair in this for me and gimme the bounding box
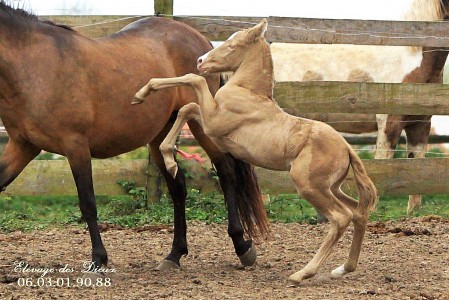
[231,155,270,240]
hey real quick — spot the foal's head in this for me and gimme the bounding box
[197,19,268,75]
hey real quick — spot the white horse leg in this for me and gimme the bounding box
[375,114,395,159]
[406,143,426,214]
[160,103,202,178]
[404,119,430,213]
[288,158,353,284]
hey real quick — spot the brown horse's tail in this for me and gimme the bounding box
[231,155,270,241]
[348,147,378,217]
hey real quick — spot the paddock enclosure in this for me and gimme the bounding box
[2,5,449,200]
[1,0,449,298]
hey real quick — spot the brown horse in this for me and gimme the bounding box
[0,2,268,270]
[134,19,377,284]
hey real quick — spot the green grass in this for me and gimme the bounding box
[1,189,449,233]
[371,195,449,220]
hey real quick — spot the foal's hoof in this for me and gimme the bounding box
[238,242,257,266]
[155,259,180,271]
[131,96,145,105]
[167,163,179,179]
[288,269,316,285]
[287,273,303,287]
[331,264,349,279]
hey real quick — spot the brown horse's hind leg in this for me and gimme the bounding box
[64,138,107,268]
[149,120,188,270]
[212,154,259,265]
[0,138,40,191]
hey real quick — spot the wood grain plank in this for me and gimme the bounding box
[4,158,449,197]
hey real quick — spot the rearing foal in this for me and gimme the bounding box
[133,19,377,284]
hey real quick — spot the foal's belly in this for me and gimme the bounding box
[210,130,292,171]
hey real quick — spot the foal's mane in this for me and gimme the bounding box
[0,0,74,31]
[261,40,276,101]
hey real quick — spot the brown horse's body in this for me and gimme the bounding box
[1,18,203,157]
[0,3,268,270]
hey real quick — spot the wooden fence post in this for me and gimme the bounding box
[154,0,173,17]
[146,145,163,203]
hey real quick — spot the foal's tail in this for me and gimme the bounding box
[348,147,378,216]
[232,156,270,240]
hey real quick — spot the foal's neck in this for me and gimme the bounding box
[230,41,274,99]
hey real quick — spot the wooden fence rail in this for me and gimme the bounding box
[177,16,449,47]
[4,158,449,197]
[275,81,449,115]
[45,15,449,47]
[178,135,449,146]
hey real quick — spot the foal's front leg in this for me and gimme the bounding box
[65,138,107,269]
[159,103,202,178]
[134,74,218,123]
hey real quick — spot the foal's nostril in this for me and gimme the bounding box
[197,58,203,65]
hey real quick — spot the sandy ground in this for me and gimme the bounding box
[1,217,449,300]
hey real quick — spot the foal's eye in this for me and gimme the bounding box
[228,43,236,50]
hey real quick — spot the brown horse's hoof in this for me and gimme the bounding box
[238,242,257,266]
[155,259,180,271]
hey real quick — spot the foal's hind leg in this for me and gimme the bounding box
[288,158,353,284]
[330,188,368,278]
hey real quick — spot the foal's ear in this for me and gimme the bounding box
[247,18,268,43]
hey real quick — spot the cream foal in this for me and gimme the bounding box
[133,19,377,284]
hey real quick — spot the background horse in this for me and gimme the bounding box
[0,2,269,271]
[271,0,449,213]
[134,19,377,284]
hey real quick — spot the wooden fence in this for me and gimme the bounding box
[3,5,449,198]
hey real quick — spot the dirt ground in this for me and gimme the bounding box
[1,217,449,300]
